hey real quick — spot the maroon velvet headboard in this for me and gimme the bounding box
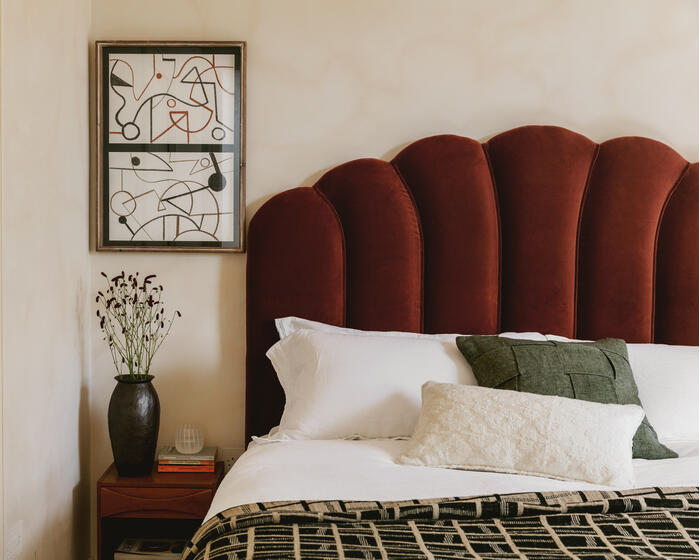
[246,125,699,443]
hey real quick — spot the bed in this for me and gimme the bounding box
[185,126,699,559]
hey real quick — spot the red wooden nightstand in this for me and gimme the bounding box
[97,462,224,560]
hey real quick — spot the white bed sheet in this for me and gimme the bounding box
[206,438,699,521]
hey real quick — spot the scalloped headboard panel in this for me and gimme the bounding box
[246,125,698,442]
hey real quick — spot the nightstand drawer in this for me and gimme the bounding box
[100,486,214,518]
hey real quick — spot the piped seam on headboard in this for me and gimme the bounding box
[312,184,349,328]
[391,161,426,332]
[481,142,503,333]
[574,143,601,338]
[651,161,691,342]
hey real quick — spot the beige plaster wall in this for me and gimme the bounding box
[1,0,91,558]
[88,0,698,556]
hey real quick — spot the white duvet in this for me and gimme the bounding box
[205,438,699,521]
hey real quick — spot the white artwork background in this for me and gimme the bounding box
[108,152,235,242]
[108,53,236,145]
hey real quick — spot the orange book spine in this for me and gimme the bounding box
[157,465,215,473]
[158,460,215,466]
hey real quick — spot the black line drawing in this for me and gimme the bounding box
[98,43,244,251]
[107,52,235,145]
[108,151,234,243]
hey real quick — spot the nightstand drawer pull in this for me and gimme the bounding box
[101,487,213,518]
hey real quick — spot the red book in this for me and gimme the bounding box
[158,459,215,466]
[157,464,215,473]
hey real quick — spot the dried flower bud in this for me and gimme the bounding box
[176,310,181,317]
[101,272,108,278]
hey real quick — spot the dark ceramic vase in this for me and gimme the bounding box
[108,375,160,477]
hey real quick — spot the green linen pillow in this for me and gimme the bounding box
[455,336,677,460]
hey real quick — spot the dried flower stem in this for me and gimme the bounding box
[96,272,181,378]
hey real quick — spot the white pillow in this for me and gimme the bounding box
[264,322,549,440]
[626,344,698,442]
[266,329,476,440]
[546,334,698,442]
[276,315,546,342]
[399,382,644,487]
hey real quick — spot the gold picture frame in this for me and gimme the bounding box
[96,41,246,252]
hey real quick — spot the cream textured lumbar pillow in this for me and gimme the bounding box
[398,382,644,487]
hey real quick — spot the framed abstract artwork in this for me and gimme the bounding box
[96,41,246,252]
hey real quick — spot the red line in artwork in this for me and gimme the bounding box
[189,211,233,216]
[210,53,235,94]
[185,70,231,107]
[109,56,156,101]
[171,54,235,95]
[166,111,212,144]
[152,111,189,142]
[197,66,235,95]
[172,55,214,78]
[170,107,213,136]
[132,189,157,200]
[187,70,208,107]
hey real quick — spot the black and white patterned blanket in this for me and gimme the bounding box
[182,487,698,559]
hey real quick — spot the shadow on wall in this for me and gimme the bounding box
[75,277,91,556]
[73,384,90,558]
[19,288,91,556]
[218,256,247,444]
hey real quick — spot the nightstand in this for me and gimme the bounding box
[97,462,224,560]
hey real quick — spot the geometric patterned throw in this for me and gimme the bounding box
[182,486,698,559]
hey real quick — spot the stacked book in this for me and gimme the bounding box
[157,445,216,473]
[115,538,184,559]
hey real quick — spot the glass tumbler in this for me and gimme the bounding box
[175,423,204,454]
